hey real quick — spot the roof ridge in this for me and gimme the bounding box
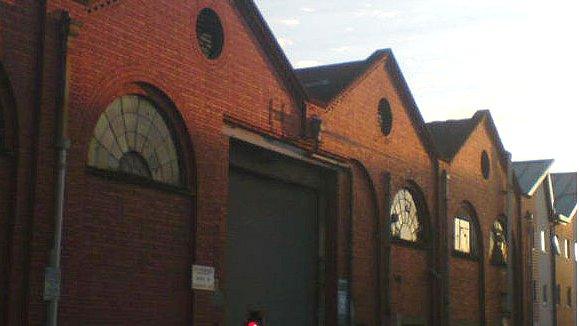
[294,59,367,72]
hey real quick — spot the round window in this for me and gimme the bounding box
[481,151,490,179]
[196,8,224,60]
[378,98,393,135]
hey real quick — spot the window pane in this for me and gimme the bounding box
[88,95,181,185]
[390,189,420,242]
[540,231,546,252]
[454,218,470,254]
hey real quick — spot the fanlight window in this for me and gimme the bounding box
[390,189,420,242]
[88,95,181,186]
[489,219,508,265]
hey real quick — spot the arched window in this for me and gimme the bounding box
[489,218,508,265]
[390,188,423,242]
[88,95,181,186]
[454,202,479,256]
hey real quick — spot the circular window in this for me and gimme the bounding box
[196,8,224,60]
[481,151,490,179]
[378,98,393,135]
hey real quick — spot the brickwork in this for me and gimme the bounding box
[444,119,510,325]
[314,56,437,325]
[0,1,573,325]
[555,213,577,326]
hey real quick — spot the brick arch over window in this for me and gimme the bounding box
[453,201,482,258]
[87,82,195,189]
[390,181,430,244]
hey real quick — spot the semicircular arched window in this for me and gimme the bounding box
[88,95,181,186]
[489,218,508,265]
[390,188,421,242]
[453,202,479,257]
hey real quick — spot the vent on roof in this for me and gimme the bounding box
[196,8,224,60]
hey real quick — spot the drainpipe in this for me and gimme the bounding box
[383,172,392,326]
[20,0,47,323]
[45,11,71,326]
[506,154,514,323]
[440,169,450,326]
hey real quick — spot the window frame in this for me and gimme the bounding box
[87,94,185,188]
[543,284,548,305]
[454,217,471,254]
[489,218,508,266]
[389,187,425,246]
[540,230,546,253]
[452,202,480,260]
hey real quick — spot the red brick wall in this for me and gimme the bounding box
[0,1,546,325]
[445,119,509,325]
[2,0,305,324]
[315,55,437,325]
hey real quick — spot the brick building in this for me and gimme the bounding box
[0,0,576,325]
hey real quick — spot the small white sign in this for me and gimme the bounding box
[191,265,215,291]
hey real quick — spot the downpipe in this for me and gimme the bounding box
[45,11,71,326]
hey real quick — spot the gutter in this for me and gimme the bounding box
[45,11,71,326]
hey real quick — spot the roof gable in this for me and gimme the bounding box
[426,110,509,165]
[551,172,577,221]
[296,49,437,158]
[513,159,555,196]
[76,0,308,115]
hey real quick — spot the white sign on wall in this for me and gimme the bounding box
[191,265,215,291]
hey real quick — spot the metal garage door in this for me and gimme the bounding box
[226,168,319,325]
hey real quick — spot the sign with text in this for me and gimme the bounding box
[191,265,215,291]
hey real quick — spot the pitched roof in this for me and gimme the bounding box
[295,49,437,158]
[295,59,371,105]
[551,172,577,220]
[426,117,478,161]
[512,159,555,196]
[426,110,509,164]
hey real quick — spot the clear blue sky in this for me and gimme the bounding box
[255,0,579,173]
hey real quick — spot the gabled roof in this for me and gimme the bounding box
[512,159,555,197]
[295,49,437,158]
[551,172,577,221]
[426,110,509,164]
[295,57,376,105]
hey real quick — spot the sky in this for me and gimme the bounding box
[254,0,579,173]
